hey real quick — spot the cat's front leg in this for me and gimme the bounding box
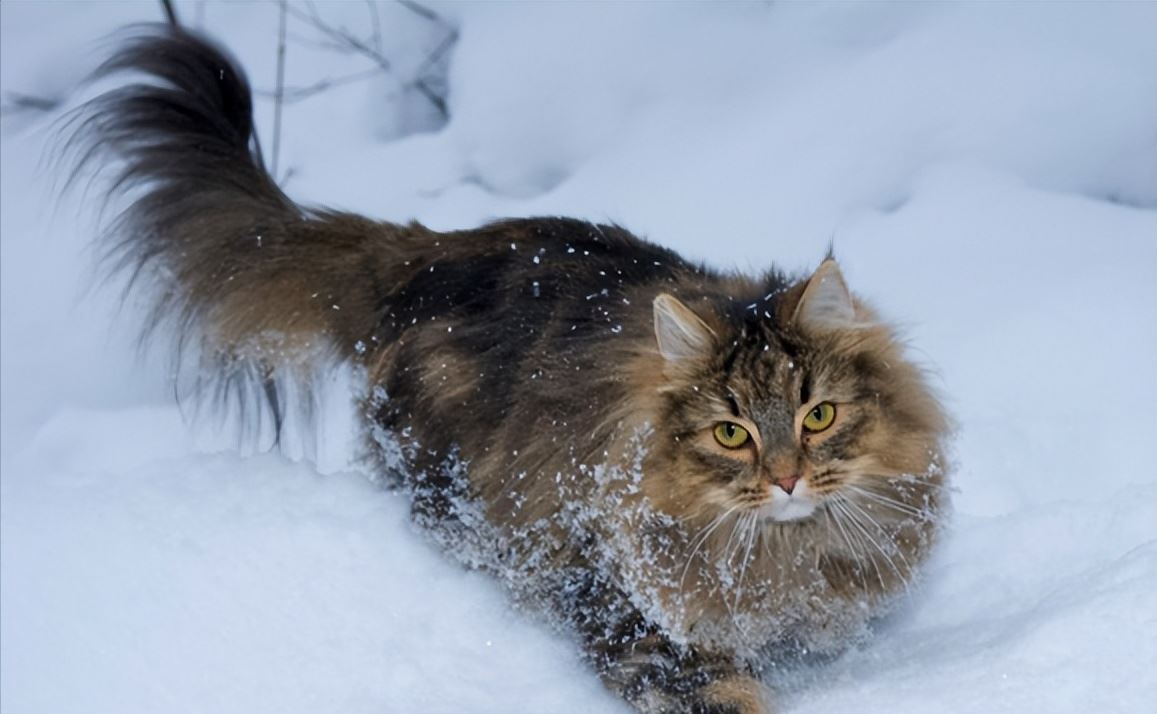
[592,630,773,714]
[693,671,773,714]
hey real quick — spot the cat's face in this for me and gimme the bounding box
[648,261,947,530]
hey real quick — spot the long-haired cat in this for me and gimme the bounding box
[69,26,950,714]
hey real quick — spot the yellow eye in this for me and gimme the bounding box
[713,422,750,449]
[802,402,836,433]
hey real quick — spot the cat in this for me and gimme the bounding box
[68,26,951,714]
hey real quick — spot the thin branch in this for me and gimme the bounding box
[283,30,359,54]
[409,78,447,120]
[255,67,385,104]
[271,0,288,178]
[412,22,458,80]
[366,0,383,55]
[287,1,392,71]
[405,23,458,121]
[159,0,180,26]
[395,0,441,23]
[269,0,456,122]
[0,92,61,115]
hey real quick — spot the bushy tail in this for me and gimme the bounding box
[69,25,393,430]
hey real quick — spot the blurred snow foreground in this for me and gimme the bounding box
[2,2,1156,713]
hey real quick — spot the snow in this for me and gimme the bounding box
[2,2,1155,713]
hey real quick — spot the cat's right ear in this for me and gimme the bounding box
[791,259,859,332]
[653,294,716,362]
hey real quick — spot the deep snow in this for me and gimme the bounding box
[2,2,1155,713]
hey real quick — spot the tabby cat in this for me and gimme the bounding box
[71,26,950,714]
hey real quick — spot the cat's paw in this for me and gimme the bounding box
[628,674,772,714]
[693,675,774,714]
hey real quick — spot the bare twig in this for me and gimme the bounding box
[288,1,392,70]
[411,78,447,120]
[395,0,440,23]
[407,23,458,120]
[267,0,457,123]
[366,0,383,55]
[0,92,61,115]
[255,67,384,104]
[159,0,180,26]
[271,0,288,178]
[412,21,458,79]
[398,1,457,121]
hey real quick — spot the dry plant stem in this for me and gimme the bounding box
[280,0,455,121]
[366,0,383,55]
[260,68,385,105]
[160,0,179,27]
[0,93,60,116]
[272,0,288,179]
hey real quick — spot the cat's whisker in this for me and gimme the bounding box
[831,498,888,591]
[824,502,870,591]
[845,485,927,518]
[855,489,926,514]
[721,512,746,570]
[728,511,761,642]
[713,513,749,626]
[737,513,761,641]
[687,508,732,554]
[737,512,759,593]
[675,511,731,590]
[679,505,739,593]
[729,514,745,567]
[842,497,915,574]
[835,495,912,592]
[760,518,783,564]
[727,515,749,615]
[822,507,865,591]
[876,473,952,491]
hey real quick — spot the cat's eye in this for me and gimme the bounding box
[713,422,750,449]
[802,402,836,433]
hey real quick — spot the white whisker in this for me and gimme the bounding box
[846,485,926,518]
[679,505,738,593]
[843,497,915,573]
[832,498,887,590]
[836,495,912,592]
[825,501,874,591]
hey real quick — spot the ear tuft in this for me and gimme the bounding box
[653,294,715,362]
[793,259,858,331]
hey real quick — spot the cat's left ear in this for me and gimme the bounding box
[792,259,861,331]
[654,294,716,362]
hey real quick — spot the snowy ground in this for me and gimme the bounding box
[3,2,1156,713]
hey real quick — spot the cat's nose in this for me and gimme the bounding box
[774,475,800,495]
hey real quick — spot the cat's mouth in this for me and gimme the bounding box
[753,478,820,523]
[758,497,818,523]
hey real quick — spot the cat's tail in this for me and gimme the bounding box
[67,25,397,424]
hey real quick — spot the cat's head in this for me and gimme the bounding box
[644,260,949,531]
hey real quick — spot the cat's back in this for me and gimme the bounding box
[435,217,696,306]
[366,216,700,472]
[374,216,702,353]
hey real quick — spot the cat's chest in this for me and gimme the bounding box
[605,521,867,652]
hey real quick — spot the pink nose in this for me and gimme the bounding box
[775,475,800,495]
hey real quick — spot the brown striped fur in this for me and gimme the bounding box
[70,26,951,714]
